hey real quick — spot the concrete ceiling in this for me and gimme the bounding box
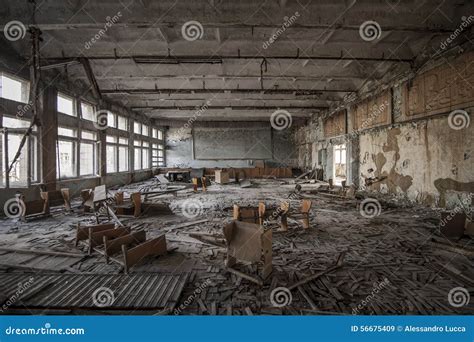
[1,0,472,121]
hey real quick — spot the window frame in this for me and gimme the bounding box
[56,125,78,179]
[0,72,30,104]
[106,133,129,174]
[57,92,76,117]
[1,115,38,188]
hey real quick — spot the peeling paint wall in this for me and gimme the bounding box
[296,51,474,208]
[359,117,473,206]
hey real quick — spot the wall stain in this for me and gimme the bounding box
[434,178,474,207]
[368,127,414,194]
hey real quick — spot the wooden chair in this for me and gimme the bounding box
[223,220,272,285]
[192,177,207,192]
[40,188,71,212]
[114,192,141,217]
[75,222,115,254]
[103,230,147,264]
[233,202,266,224]
[294,199,312,229]
[121,234,168,273]
[15,193,48,221]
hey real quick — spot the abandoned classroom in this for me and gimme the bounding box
[0,0,473,315]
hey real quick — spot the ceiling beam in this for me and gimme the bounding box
[14,23,455,34]
[79,57,102,102]
[101,88,354,94]
[131,105,327,110]
[43,54,413,63]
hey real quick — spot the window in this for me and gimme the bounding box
[151,128,163,140]
[118,137,129,172]
[333,144,346,185]
[58,127,76,137]
[134,122,141,134]
[57,126,77,178]
[107,112,117,128]
[80,130,97,176]
[57,93,75,116]
[118,145,129,172]
[106,135,128,173]
[0,73,29,103]
[81,130,96,140]
[1,116,38,188]
[118,115,127,131]
[133,139,150,170]
[142,124,149,136]
[106,145,117,173]
[81,102,95,121]
[152,143,165,167]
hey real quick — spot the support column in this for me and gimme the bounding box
[39,86,58,191]
[98,125,107,184]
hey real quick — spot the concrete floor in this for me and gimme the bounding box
[0,178,473,315]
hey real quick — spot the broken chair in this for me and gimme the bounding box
[40,188,71,212]
[233,202,266,225]
[114,191,142,217]
[223,220,272,285]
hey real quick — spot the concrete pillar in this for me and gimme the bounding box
[98,129,106,183]
[39,86,58,191]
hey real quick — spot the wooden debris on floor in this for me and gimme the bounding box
[0,273,188,313]
[0,247,85,271]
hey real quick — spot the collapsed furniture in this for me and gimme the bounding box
[223,220,272,285]
[233,202,266,225]
[114,191,141,217]
[192,176,207,192]
[215,170,230,184]
[114,191,173,217]
[40,188,71,212]
[233,200,312,231]
[16,187,71,221]
[284,199,312,230]
[75,222,168,273]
